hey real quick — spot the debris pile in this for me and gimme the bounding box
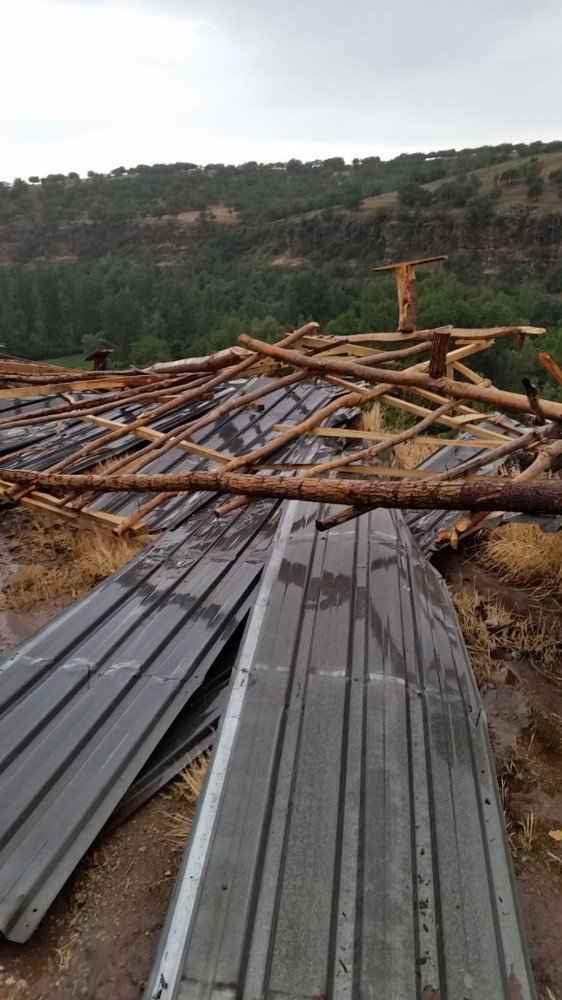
[0,256,559,999]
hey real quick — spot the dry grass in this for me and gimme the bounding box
[452,590,561,687]
[361,402,385,433]
[360,403,442,468]
[499,733,540,857]
[0,515,147,611]
[478,524,562,596]
[165,754,209,849]
[395,437,442,469]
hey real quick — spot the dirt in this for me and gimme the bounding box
[440,551,562,999]
[0,791,184,1000]
[0,509,69,655]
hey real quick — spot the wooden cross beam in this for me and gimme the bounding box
[372,255,447,333]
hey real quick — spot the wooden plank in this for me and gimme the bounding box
[81,415,232,464]
[372,255,447,272]
[273,424,503,449]
[0,378,131,399]
[377,394,510,441]
[0,479,148,534]
[452,360,488,384]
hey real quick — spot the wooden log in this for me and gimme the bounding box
[339,326,545,344]
[538,351,562,387]
[1,467,561,516]
[237,336,562,422]
[428,328,452,379]
[146,322,319,374]
[434,423,558,482]
[147,345,252,374]
[373,256,447,333]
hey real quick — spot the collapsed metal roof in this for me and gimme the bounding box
[0,382,341,942]
[146,502,536,1000]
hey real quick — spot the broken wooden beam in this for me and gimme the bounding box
[372,256,447,332]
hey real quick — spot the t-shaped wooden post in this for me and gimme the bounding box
[373,255,447,332]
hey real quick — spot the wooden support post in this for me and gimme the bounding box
[429,328,452,379]
[373,255,447,332]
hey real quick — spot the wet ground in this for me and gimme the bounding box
[438,549,562,999]
[0,509,560,998]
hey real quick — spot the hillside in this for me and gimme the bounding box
[0,140,561,399]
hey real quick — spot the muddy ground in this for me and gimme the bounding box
[0,508,560,999]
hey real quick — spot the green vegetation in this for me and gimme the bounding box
[1,256,560,398]
[1,139,562,226]
[0,140,561,401]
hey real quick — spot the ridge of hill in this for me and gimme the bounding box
[0,141,561,399]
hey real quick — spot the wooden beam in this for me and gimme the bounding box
[273,424,505,449]
[1,467,561,516]
[0,377,135,398]
[81,415,231,464]
[0,479,148,534]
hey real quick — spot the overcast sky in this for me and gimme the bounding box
[2,0,561,179]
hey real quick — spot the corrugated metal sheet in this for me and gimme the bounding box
[146,501,536,1000]
[0,383,341,942]
[0,379,347,531]
[112,622,242,826]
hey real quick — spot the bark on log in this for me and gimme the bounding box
[1,467,561,516]
[428,329,452,379]
[238,336,562,422]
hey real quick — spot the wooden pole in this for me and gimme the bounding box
[237,336,562,422]
[373,256,447,333]
[428,328,452,379]
[434,423,559,482]
[1,467,561,516]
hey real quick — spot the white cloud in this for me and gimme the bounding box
[1,0,561,179]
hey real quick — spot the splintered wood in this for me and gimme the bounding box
[0,261,560,545]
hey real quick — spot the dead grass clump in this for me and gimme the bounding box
[361,402,385,433]
[361,403,442,468]
[452,591,511,686]
[165,754,209,849]
[451,590,561,687]
[498,734,540,857]
[478,523,562,596]
[395,437,442,469]
[0,515,147,611]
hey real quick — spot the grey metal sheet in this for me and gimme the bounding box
[146,502,536,1000]
[112,621,243,826]
[0,383,341,942]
